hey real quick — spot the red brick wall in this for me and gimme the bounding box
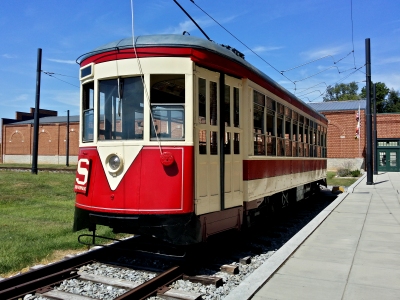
[4,124,32,155]
[2,122,79,158]
[322,111,400,160]
[376,114,400,138]
[324,110,366,158]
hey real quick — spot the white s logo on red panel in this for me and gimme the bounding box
[75,158,91,194]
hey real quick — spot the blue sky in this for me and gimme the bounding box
[1,0,399,121]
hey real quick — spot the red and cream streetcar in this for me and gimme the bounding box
[73,34,327,245]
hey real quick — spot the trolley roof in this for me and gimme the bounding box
[78,34,327,123]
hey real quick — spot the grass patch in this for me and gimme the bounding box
[0,170,126,277]
[326,171,359,187]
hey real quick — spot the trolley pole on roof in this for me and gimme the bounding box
[32,48,42,175]
[373,84,378,175]
[365,39,374,184]
[66,110,70,167]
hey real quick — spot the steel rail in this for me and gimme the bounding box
[115,265,184,300]
[0,267,81,300]
[0,246,109,298]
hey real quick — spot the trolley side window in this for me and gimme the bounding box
[150,74,185,140]
[298,115,304,157]
[233,87,240,128]
[277,108,284,156]
[224,85,231,154]
[98,77,144,140]
[266,97,276,156]
[82,81,94,142]
[285,107,292,156]
[198,77,207,154]
[253,90,265,155]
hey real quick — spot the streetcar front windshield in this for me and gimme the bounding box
[150,74,185,140]
[98,77,144,140]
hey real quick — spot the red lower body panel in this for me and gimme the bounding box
[75,146,194,214]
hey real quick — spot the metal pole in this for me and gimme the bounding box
[373,84,378,175]
[32,48,42,175]
[365,39,373,184]
[66,110,70,166]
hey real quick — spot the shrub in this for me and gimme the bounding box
[350,169,361,177]
[337,168,350,177]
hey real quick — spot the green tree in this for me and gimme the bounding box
[323,82,360,101]
[385,89,400,112]
[360,82,390,113]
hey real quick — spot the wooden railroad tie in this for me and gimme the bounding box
[157,286,202,300]
[183,274,223,287]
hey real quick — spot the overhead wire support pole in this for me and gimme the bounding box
[66,110,70,167]
[173,0,212,41]
[32,48,42,175]
[365,38,373,184]
[373,84,378,175]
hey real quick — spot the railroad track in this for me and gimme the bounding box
[0,236,226,300]
[0,238,185,300]
[0,190,336,300]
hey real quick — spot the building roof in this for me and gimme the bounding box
[308,100,366,112]
[7,115,79,125]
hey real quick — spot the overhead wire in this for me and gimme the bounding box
[292,81,328,93]
[41,71,78,79]
[350,0,357,68]
[41,71,79,88]
[280,51,354,75]
[308,64,366,102]
[189,0,363,95]
[188,0,297,89]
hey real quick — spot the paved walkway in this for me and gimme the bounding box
[226,172,400,300]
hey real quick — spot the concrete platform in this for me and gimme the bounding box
[225,172,400,300]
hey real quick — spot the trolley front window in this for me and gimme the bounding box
[82,81,94,142]
[98,77,144,140]
[150,74,185,140]
[150,105,185,140]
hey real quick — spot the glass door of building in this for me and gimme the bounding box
[378,149,398,172]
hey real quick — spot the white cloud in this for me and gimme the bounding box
[163,18,214,35]
[15,94,29,101]
[168,20,198,35]
[2,54,17,59]
[44,90,80,107]
[377,56,400,65]
[375,73,400,91]
[250,46,283,54]
[47,58,76,65]
[301,45,347,61]
[162,14,238,36]
[1,94,30,106]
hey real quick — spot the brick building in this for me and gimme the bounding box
[1,115,79,165]
[309,100,400,172]
[2,102,400,170]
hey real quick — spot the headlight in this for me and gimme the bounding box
[109,155,121,170]
[106,153,123,175]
